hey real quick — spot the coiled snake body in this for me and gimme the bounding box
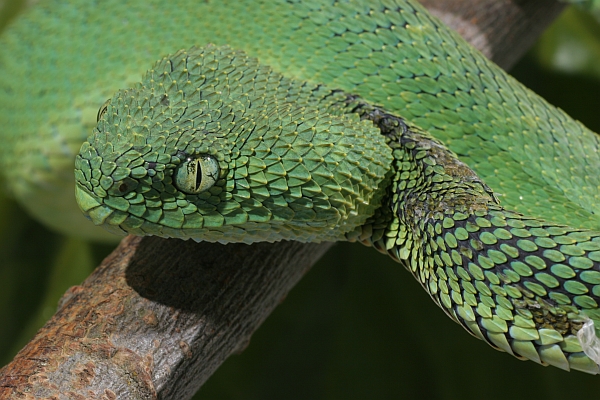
[2,0,600,375]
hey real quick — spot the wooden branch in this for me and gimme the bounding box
[420,0,566,70]
[0,236,332,398]
[0,1,568,399]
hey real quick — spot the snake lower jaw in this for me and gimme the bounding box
[75,183,127,236]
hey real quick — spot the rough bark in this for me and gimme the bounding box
[0,236,332,399]
[421,0,566,70]
[0,1,569,399]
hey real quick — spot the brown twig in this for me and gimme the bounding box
[421,0,566,70]
[0,236,332,398]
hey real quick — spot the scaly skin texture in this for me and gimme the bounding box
[2,0,600,375]
[2,0,600,241]
[76,46,393,242]
[354,103,600,374]
[76,45,600,374]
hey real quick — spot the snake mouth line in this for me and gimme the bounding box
[75,183,127,236]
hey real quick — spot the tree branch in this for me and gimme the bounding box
[420,0,566,70]
[0,236,332,398]
[0,1,569,399]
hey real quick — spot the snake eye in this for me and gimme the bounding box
[97,99,111,122]
[174,154,220,194]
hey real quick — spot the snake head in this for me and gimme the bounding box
[74,45,391,243]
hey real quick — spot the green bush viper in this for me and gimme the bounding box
[2,0,600,375]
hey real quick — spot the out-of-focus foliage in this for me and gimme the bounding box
[568,0,600,13]
[0,0,26,35]
[0,4,599,400]
[538,7,600,78]
[511,6,600,133]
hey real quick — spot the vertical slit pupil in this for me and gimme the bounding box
[195,160,202,190]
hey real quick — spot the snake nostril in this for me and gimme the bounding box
[108,177,138,196]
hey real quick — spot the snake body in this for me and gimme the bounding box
[3,0,600,374]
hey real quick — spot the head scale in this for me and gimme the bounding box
[75,45,391,243]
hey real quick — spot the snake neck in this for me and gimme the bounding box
[343,99,498,252]
[340,99,600,373]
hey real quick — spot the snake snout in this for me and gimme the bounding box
[74,181,127,236]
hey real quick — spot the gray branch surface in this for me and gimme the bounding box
[421,0,565,69]
[0,1,568,399]
[0,236,332,399]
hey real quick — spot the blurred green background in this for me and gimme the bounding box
[1,3,600,399]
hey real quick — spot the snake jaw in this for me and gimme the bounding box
[74,182,100,215]
[75,182,127,236]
